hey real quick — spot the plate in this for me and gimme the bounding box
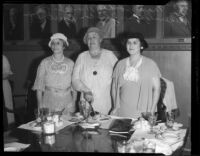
[79,122,100,129]
[69,117,83,122]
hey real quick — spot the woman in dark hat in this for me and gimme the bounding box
[111,32,161,118]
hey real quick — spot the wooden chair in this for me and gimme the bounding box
[157,78,179,122]
[157,78,167,122]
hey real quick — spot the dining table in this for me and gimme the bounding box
[3,114,189,155]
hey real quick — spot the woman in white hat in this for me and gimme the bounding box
[72,27,118,115]
[32,33,77,115]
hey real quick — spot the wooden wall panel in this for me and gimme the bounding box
[143,50,191,126]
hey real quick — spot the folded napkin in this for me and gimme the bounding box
[4,142,30,152]
[147,139,173,155]
[128,129,155,141]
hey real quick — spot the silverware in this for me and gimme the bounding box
[109,133,128,138]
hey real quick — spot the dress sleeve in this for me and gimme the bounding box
[3,55,13,75]
[150,60,161,78]
[72,54,82,80]
[111,61,121,111]
[32,60,46,92]
[107,51,118,68]
[72,54,85,91]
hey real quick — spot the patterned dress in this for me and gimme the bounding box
[32,55,75,114]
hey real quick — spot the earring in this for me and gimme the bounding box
[141,47,143,49]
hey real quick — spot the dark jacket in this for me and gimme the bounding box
[124,15,156,38]
[58,19,77,39]
[30,18,51,39]
[164,12,191,37]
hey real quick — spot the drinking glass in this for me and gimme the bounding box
[143,141,156,153]
[34,108,41,123]
[166,112,174,128]
[148,114,158,127]
[46,109,53,121]
[141,112,152,120]
[132,140,144,153]
[117,140,127,153]
[79,100,91,121]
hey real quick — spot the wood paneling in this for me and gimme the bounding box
[143,50,191,126]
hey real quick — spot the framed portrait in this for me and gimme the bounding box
[73,5,117,39]
[29,4,52,39]
[3,4,24,41]
[164,0,191,38]
[57,4,79,39]
[124,5,157,39]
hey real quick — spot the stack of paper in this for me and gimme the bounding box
[4,142,30,152]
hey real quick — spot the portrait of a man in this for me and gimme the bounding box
[124,5,156,38]
[95,5,116,39]
[3,4,24,40]
[30,5,51,39]
[164,0,191,38]
[58,4,77,39]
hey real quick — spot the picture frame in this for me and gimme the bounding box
[163,0,191,38]
[29,4,52,39]
[3,4,24,41]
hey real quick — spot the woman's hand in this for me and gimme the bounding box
[110,109,118,115]
[83,91,94,103]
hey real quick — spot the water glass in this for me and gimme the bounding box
[46,109,53,121]
[143,141,156,153]
[141,112,152,120]
[166,112,174,128]
[148,114,158,127]
[34,108,41,123]
[79,100,91,120]
[117,140,127,153]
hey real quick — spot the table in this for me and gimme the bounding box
[4,117,189,154]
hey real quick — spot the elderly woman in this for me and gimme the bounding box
[111,33,161,118]
[32,33,77,115]
[72,27,118,115]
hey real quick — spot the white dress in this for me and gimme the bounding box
[72,49,118,114]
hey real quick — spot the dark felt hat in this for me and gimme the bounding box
[122,32,148,50]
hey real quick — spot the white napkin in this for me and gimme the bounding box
[4,142,30,152]
[147,139,173,155]
[128,129,155,141]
